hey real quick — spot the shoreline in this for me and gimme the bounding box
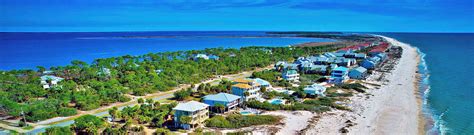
[299,36,422,134]
[207,35,424,135]
[384,36,425,135]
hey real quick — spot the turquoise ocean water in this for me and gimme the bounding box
[379,33,474,134]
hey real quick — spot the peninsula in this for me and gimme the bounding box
[0,33,421,135]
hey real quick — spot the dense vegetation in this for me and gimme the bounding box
[1,46,338,122]
[44,126,73,135]
[71,114,106,134]
[206,114,281,128]
[42,100,177,134]
[245,97,348,112]
[339,83,367,93]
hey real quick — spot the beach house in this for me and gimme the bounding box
[253,78,271,88]
[193,54,209,60]
[173,101,209,129]
[231,79,262,101]
[274,61,287,71]
[355,53,367,59]
[375,53,387,60]
[309,56,330,65]
[303,83,327,96]
[305,65,328,74]
[208,54,220,60]
[40,75,64,89]
[368,42,391,56]
[349,67,368,79]
[282,69,300,82]
[328,67,349,84]
[361,57,381,69]
[203,93,241,113]
[283,63,299,70]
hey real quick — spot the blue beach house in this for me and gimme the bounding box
[208,54,220,60]
[349,67,368,79]
[203,93,241,113]
[375,53,387,60]
[253,78,271,88]
[304,83,327,96]
[282,69,300,82]
[355,53,367,59]
[361,57,381,69]
[328,67,349,84]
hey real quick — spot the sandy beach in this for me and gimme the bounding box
[301,36,422,135]
[217,36,422,135]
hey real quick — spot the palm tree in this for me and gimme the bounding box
[108,107,118,122]
[137,98,144,104]
[146,99,154,108]
[214,103,225,113]
[179,116,192,128]
[153,101,161,109]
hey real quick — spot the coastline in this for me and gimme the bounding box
[301,36,422,134]
[206,35,424,135]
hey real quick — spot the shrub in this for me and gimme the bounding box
[154,128,170,135]
[57,107,77,116]
[340,83,367,93]
[206,114,280,128]
[44,126,73,135]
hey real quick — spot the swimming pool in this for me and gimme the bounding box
[240,111,252,115]
[270,99,284,105]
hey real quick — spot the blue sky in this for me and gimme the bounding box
[1,0,473,32]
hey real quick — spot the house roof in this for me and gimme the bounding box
[304,83,326,94]
[40,75,64,81]
[284,70,298,75]
[333,67,349,72]
[355,53,366,57]
[203,93,240,102]
[275,61,287,66]
[234,78,252,84]
[173,101,209,112]
[351,67,367,73]
[253,78,270,86]
[232,83,253,89]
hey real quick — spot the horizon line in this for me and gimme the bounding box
[1,30,473,34]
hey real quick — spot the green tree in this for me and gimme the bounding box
[146,98,154,107]
[179,116,192,125]
[153,101,161,109]
[260,87,267,93]
[71,115,105,134]
[154,128,170,135]
[137,98,144,104]
[44,126,73,135]
[214,103,226,113]
[108,107,119,122]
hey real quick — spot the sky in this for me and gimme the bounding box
[0,0,473,32]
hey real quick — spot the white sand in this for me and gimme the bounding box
[304,36,421,134]
[263,111,315,135]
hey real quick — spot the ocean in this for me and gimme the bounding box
[379,33,474,134]
[0,31,333,70]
